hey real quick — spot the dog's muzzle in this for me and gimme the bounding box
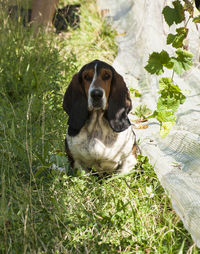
[89,88,105,110]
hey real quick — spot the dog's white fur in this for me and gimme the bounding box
[66,110,137,175]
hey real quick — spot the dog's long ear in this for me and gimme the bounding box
[105,69,132,132]
[63,73,88,136]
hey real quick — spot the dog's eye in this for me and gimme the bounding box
[84,74,93,81]
[103,73,111,80]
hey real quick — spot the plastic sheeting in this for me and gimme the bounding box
[97,0,200,247]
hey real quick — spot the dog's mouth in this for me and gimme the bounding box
[88,100,104,111]
[92,100,103,109]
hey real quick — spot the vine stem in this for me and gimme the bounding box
[171,70,175,81]
[185,16,191,28]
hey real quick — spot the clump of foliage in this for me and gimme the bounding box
[145,0,199,137]
[0,19,73,173]
[134,104,152,122]
[129,87,142,98]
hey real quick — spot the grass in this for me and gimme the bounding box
[0,0,199,253]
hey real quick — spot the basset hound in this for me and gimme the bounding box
[63,59,138,175]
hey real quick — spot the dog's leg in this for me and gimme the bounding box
[118,154,137,174]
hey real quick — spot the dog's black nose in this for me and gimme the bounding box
[91,89,103,100]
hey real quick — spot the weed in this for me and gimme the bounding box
[134,105,152,122]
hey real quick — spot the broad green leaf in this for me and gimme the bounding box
[154,76,186,137]
[176,48,193,60]
[129,88,142,97]
[157,95,181,112]
[158,77,183,94]
[160,121,175,138]
[162,6,177,26]
[163,59,174,69]
[145,52,165,75]
[158,78,186,111]
[172,49,193,74]
[162,0,185,26]
[171,58,183,74]
[145,50,172,75]
[147,111,158,119]
[193,15,200,23]
[167,34,176,45]
[157,97,169,111]
[156,110,175,124]
[170,83,182,93]
[183,0,194,15]
[159,50,172,63]
[159,77,173,90]
[167,27,188,48]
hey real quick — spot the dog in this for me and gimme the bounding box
[63,59,138,175]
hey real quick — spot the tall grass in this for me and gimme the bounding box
[0,0,198,253]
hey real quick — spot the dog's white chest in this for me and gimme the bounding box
[67,111,136,173]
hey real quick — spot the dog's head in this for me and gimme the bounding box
[63,59,132,136]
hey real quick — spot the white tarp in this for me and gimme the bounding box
[97,0,200,247]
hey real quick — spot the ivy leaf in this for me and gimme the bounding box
[158,78,186,110]
[156,110,175,124]
[129,88,141,97]
[158,77,173,90]
[160,121,175,138]
[145,50,173,75]
[152,77,186,137]
[157,94,183,112]
[171,58,183,74]
[162,0,185,26]
[155,110,176,138]
[193,16,200,23]
[167,27,188,48]
[183,0,194,16]
[171,49,193,74]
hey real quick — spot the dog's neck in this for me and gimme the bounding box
[87,110,107,130]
